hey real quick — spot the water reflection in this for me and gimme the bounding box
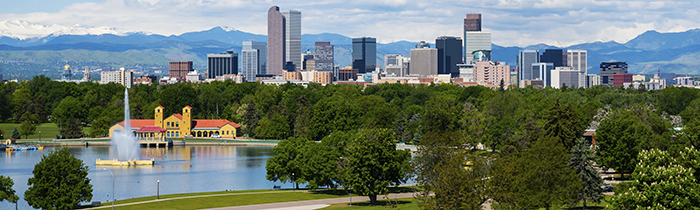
[0,145,297,210]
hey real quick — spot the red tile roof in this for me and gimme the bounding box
[184,105,192,109]
[117,119,155,128]
[157,105,164,109]
[193,119,241,128]
[135,126,167,132]
[172,114,183,119]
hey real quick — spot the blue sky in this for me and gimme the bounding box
[0,0,698,47]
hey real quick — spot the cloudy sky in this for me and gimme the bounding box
[0,0,698,47]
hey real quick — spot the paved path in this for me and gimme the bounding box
[204,192,418,210]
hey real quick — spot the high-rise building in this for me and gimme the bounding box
[352,37,377,73]
[242,40,267,74]
[517,50,540,85]
[567,50,587,87]
[409,47,438,77]
[463,14,490,64]
[436,36,463,77]
[587,74,600,87]
[281,10,302,71]
[531,62,554,87]
[474,61,510,85]
[540,49,564,67]
[302,49,315,70]
[241,49,259,82]
[600,61,628,85]
[169,61,193,79]
[613,73,633,87]
[100,67,133,88]
[385,54,410,77]
[314,42,334,71]
[267,6,284,75]
[207,51,238,79]
[551,67,579,88]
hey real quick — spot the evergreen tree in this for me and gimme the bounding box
[11,127,20,139]
[543,99,583,150]
[567,138,603,209]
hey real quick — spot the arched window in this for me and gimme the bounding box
[158,109,160,113]
[176,132,179,137]
[167,122,170,127]
[167,131,170,137]
[176,122,179,127]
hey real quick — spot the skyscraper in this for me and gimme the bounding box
[352,37,376,73]
[410,45,437,77]
[436,36,463,77]
[242,40,267,74]
[169,61,193,79]
[314,42,334,72]
[517,50,539,85]
[540,49,564,67]
[600,61,628,85]
[281,10,301,71]
[531,62,554,87]
[567,50,587,87]
[207,51,238,79]
[241,49,258,82]
[267,6,284,75]
[463,14,491,64]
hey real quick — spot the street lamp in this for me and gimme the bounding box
[39,131,41,142]
[103,168,114,210]
[157,180,160,199]
[291,172,295,191]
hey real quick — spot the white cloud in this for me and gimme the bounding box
[0,0,699,47]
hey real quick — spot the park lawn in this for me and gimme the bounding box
[0,122,80,139]
[491,195,613,210]
[108,190,346,210]
[322,198,420,210]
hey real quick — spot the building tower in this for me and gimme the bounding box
[540,49,564,67]
[242,40,267,82]
[600,61,628,85]
[207,51,238,79]
[62,64,72,81]
[267,6,285,75]
[567,50,587,87]
[182,106,192,136]
[463,14,491,64]
[169,61,194,80]
[281,10,302,71]
[352,37,377,73]
[155,106,164,128]
[83,66,90,81]
[314,42,334,72]
[517,50,540,86]
[436,36,463,77]
[410,44,438,77]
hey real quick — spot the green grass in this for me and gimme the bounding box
[491,196,613,210]
[0,122,93,140]
[93,189,350,210]
[322,198,420,210]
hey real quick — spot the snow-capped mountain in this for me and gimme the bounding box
[0,20,124,40]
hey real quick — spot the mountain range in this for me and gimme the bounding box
[1,20,700,76]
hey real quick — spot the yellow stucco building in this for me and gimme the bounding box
[109,106,240,138]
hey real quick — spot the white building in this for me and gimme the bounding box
[531,63,554,87]
[567,50,587,88]
[186,70,202,82]
[587,74,601,87]
[551,67,580,88]
[100,68,133,88]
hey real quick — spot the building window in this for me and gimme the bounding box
[176,132,179,137]
[158,109,160,113]
[176,122,179,127]
[167,122,170,127]
[167,131,170,137]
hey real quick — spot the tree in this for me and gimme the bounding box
[265,137,314,189]
[608,147,700,209]
[596,110,650,179]
[303,131,350,190]
[11,128,20,139]
[19,120,36,139]
[345,129,411,204]
[543,99,583,150]
[0,175,19,205]
[412,131,490,210]
[59,118,83,139]
[567,138,603,209]
[24,148,93,210]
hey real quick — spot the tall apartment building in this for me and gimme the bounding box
[100,67,133,88]
[169,61,193,80]
[314,42,334,72]
[567,50,587,87]
[242,40,267,74]
[207,51,238,79]
[352,37,377,73]
[531,62,554,87]
[241,49,258,82]
[473,61,510,85]
[517,50,539,85]
[436,36,463,77]
[540,49,565,67]
[587,74,601,87]
[600,61,628,85]
[551,67,579,88]
[410,47,438,77]
[267,6,301,75]
[463,14,491,64]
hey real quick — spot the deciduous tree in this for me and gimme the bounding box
[265,137,314,189]
[19,120,36,139]
[0,175,19,205]
[24,148,93,210]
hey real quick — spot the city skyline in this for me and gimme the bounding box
[0,1,698,47]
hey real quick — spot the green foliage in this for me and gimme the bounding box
[89,116,112,137]
[345,129,411,204]
[0,175,19,204]
[51,96,87,124]
[607,147,700,209]
[303,131,350,190]
[255,113,290,139]
[19,120,37,139]
[491,136,582,209]
[11,127,20,139]
[543,99,584,150]
[412,131,490,210]
[568,138,604,209]
[596,110,649,178]
[59,118,83,139]
[24,148,93,210]
[265,137,314,189]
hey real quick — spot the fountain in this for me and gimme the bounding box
[97,88,154,166]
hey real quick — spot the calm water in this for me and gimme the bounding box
[0,146,302,209]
